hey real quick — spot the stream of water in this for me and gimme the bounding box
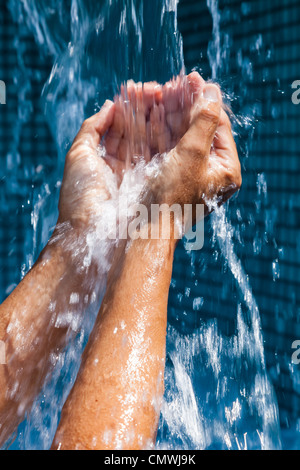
[5,0,284,450]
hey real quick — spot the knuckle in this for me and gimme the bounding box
[80,119,91,132]
[227,164,242,190]
[221,109,232,129]
[235,166,242,188]
[177,137,206,160]
[200,104,220,125]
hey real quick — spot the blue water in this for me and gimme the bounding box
[1,0,299,450]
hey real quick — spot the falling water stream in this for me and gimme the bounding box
[4,0,284,450]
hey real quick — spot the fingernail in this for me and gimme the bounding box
[203,85,219,102]
[104,99,112,106]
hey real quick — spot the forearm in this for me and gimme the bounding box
[52,232,176,450]
[0,225,99,447]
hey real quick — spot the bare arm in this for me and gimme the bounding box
[0,101,116,447]
[52,233,176,450]
[52,78,241,450]
[0,229,96,445]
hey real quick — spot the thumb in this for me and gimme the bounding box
[177,84,221,159]
[75,100,115,149]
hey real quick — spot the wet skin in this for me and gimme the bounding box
[0,72,241,449]
[51,72,241,450]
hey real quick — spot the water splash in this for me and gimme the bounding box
[158,203,281,450]
[157,0,282,451]
[4,0,282,450]
[207,0,222,80]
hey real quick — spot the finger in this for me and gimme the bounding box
[134,87,148,154]
[162,73,200,114]
[162,78,180,113]
[157,104,171,154]
[185,71,205,106]
[111,96,126,138]
[121,80,138,111]
[177,83,222,159]
[163,73,203,143]
[104,97,125,157]
[148,103,162,152]
[211,108,242,192]
[166,111,186,140]
[76,100,115,149]
[213,108,235,151]
[104,154,127,178]
[94,100,116,138]
[104,130,120,157]
[143,82,163,111]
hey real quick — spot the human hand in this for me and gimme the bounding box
[102,74,202,176]
[57,100,116,229]
[141,73,242,219]
[56,80,177,230]
[58,72,241,233]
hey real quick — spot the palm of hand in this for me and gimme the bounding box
[58,72,241,229]
[103,73,240,209]
[102,73,203,180]
[58,75,198,228]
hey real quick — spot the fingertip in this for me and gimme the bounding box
[97,99,115,119]
[154,84,163,104]
[192,84,222,128]
[94,100,116,138]
[203,83,222,103]
[103,99,114,107]
[188,71,205,90]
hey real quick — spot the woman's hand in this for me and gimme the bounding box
[57,72,241,234]
[57,100,116,229]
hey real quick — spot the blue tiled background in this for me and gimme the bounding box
[172,0,300,430]
[0,0,300,440]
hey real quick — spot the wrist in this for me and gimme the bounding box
[107,224,176,288]
[42,222,96,275]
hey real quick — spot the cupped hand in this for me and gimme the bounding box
[102,73,204,176]
[103,72,241,215]
[57,100,117,229]
[57,74,198,229]
[115,74,242,228]
[57,72,241,232]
